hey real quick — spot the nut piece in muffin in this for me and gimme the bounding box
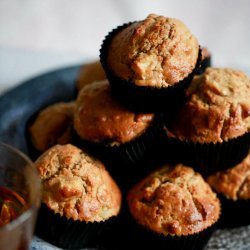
[168,68,250,144]
[29,102,75,153]
[35,144,121,222]
[76,61,106,91]
[127,164,220,236]
[207,153,250,201]
[74,80,154,145]
[106,14,199,88]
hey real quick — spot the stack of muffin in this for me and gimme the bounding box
[28,14,250,250]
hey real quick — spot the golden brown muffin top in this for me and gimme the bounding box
[127,164,220,236]
[29,102,75,152]
[76,61,106,91]
[74,80,154,144]
[168,68,250,143]
[107,14,199,88]
[35,144,121,222]
[207,153,250,201]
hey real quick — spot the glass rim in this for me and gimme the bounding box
[0,142,41,232]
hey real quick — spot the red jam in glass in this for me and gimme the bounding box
[0,186,28,227]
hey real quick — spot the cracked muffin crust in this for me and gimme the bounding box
[29,102,75,152]
[127,164,220,236]
[74,80,154,144]
[168,68,250,143]
[35,144,121,222]
[207,153,250,200]
[107,14,199,88]
[76,61,106,91]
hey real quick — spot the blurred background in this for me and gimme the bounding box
[0,0,250,93]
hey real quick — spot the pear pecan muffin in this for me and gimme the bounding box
[76,61,106,91]
[169,68,250,143]
[127,164,220,250]
[165,68,250,173]
[208,153,250,200]
[100,14,201,111]
[74,80,154,145]
[35,144,121,249]
[29,102,74,154]
[73,79,163,171]
[105,14,199,88]
[207,152,250,227]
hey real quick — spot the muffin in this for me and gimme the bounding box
[73,79,163,175]
[74,80,154,144]
[100,14,201,111]
[196,47,211,75]
[166,68,250,174]
[28,102,74,156]
[207,152,250,228]
[127,164,220,250]
[76,61,106,91]
[35,144,121,249]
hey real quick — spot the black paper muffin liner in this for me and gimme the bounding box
[161,129,250,176]
[217,194,250,229]
[72,115,166,190]
[181,132,250,176]
[131,224,216,250]
[100,22,202,113]
[111,212,218,250]
[35,203,117,249]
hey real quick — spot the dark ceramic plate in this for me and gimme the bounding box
[0,65,79,153]
[0,65,249,250]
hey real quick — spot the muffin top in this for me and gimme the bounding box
[107,14,199,88]
[74,80,154,144]
[127,164,220,236]
[35,144,121,222]
[29,102,74,152]
[76,61,106,91]
[168,68,250,143]
[207,153,250,201]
